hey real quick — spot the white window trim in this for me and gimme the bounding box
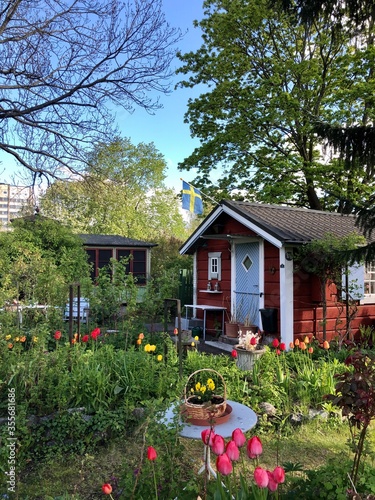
[208,252,222,281]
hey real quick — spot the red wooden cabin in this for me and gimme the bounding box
[180,201,375,346]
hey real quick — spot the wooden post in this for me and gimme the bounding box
[164,298,183,379]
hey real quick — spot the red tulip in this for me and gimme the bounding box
[231,349,237,358]
[81,334,89,343]
[201,428,215,446]
[279,342,286,351]
[272,338,279,348]
[102,483,113,494]
[54,330,62,340]
[250,336,257,345]
[232,427,246,448]
[267,470,278,492]
[247,436,263,459]
[211,434,225,456]
[91,328,100,340]
[254,467,269,488]
[147,446,157,461]
[216,452,233,476]
[272,465,285,484]
[226,440,240,461]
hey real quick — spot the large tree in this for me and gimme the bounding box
[177,0,375,212]
[277,0,375,261]
[0,0,181,184]
[40,138,189,242]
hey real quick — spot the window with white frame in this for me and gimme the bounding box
[364,262,375,297]
[208,252,222,281]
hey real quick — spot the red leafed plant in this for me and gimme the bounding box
[325,350,375,487]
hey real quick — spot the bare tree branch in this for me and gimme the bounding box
[0,0,182,183]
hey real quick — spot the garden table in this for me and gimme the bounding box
[160,400,257,478]
[184,304,227,341]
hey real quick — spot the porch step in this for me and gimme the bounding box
[203,341,234,353]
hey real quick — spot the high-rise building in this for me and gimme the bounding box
[0,183,33,227]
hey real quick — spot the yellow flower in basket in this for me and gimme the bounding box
[183,369,227,421]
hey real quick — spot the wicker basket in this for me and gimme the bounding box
[182,368,227,421]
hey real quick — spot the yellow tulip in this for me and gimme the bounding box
[5,335,11,341]
[304,336,310,344]
[157,355,163,362]
[194,336,199,341]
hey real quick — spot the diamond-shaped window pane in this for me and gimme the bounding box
[242,255,253,271]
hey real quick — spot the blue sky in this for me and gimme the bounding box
[0,0,205,192]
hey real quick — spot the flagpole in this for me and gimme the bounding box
[180,178,218,206]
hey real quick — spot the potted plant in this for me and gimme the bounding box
[234,329,265,371]
[224,296,244,338]
[181,369,227,423]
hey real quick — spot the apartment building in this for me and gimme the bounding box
[0,183,33,227]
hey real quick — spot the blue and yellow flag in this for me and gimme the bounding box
[182,180,203,215]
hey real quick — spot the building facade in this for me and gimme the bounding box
[0,183,33,227]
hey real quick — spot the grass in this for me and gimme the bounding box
[14,418,353,499]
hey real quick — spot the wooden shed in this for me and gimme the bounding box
[180,201,375,345]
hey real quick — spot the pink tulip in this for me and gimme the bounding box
[226,440,240,461]
[247,436,263,459]
[267,470,278,491]
[254,466,269,488]
[216,452,233,476]
[201,428,215,446]
[232,428,246,448]
[273,465,285,484]
[211,434,225,456]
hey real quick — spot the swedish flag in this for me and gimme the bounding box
[182,180,203,215]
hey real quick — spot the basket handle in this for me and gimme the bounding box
[184,368,227,401]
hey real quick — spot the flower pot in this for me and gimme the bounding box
[225,322,239,338]
[235,346,265,371]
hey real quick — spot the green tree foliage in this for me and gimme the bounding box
[177,0,375,211]
[276,0,375,261]
[40,138,189,242]
[0,216,91,306]
[0,0,181,183]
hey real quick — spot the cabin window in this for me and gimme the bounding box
[86,247,147,284]
[364,263,375,299]
[208,252,222,281]
[117,249,147,284]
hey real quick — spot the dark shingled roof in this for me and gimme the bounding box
[223,200,367,243]
[78,234,157,247]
